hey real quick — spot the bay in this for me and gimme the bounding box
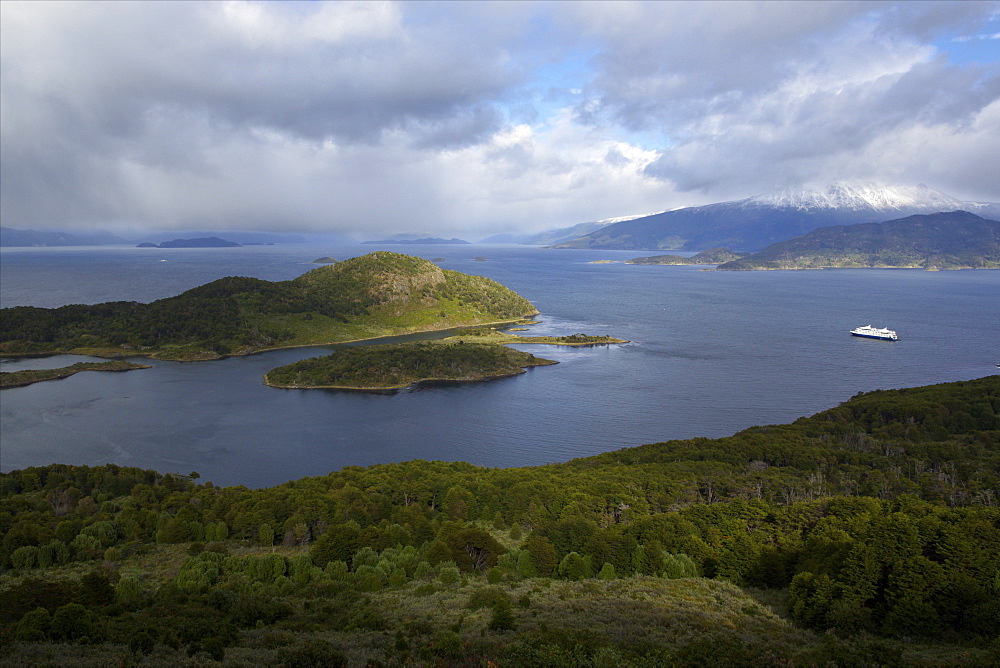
[1,244,997,488]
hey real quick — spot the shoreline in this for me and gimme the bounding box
[0,316,539,362]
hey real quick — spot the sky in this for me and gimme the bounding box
[2,1,999,240]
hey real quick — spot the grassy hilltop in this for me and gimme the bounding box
[0,252,537,361]
[1,376,998,665]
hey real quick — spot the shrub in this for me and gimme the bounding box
[51,603,92,642]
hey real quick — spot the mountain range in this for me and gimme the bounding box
[550,184,1000,252]
[478,213,659,245]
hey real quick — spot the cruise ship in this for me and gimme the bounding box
[850,324,898,341]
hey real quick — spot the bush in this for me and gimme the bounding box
[51,603,92,642]
[466,586,511,610]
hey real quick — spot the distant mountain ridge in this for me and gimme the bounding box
[718,211,1000,270]
[0,227,130,247]
[363,237,469,245]
[479,213,660,245]
[551,184,1000,252]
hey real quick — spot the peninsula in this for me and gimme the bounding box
[0,252,538,361]
[0,360,151,389]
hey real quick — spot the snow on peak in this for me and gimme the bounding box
[743,183,966,211]
[596,211,668,224]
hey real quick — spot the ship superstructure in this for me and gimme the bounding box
[850,325,898,341]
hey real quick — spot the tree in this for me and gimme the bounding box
[258,523,275,547]
[523,534,557,576]
[597,562,617,580]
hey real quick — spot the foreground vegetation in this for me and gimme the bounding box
[1,376,998,665]
[0,252,537,361]
[0,361,151,389]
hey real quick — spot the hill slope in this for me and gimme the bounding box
[0,252,537,360]
[717,211,1000,270]
[551,184,1000,252]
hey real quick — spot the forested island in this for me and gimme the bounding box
[626,248,744,265]
[263,332,625,390]
[719,211,1000,270]
[0,252,537,361]
[0,361,151,389]
[1,376,998,665]
[265,342,557,390]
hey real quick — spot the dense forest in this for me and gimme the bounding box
[0,252,537,360]
[1,376,998,665]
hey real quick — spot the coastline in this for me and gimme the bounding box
[0,316,539,362]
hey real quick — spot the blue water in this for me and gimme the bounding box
[2,244,997,488]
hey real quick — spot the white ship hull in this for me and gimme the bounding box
[850,325,898,341]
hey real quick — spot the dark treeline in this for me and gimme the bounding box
[1,376,998,664]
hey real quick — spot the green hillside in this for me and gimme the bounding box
[719,211,1000,270]
[0,252,537,361]
[1,376,998,665]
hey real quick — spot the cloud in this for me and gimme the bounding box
[1,1,997,236]
[566,2,999,200]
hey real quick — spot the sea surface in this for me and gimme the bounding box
[2,244,997,488]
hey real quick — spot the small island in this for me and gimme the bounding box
[447,328,629,347]
[311,257,338,264]
[264,330,627,391]
[626,248,744,265]
[264,342,557,391]
[0,360,151,389]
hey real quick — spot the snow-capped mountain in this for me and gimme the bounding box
[551,184,1000,252]
[744,183,968,212]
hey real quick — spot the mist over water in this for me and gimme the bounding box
[2,244,997,487]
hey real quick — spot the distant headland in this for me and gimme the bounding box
[137,237,242,248]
